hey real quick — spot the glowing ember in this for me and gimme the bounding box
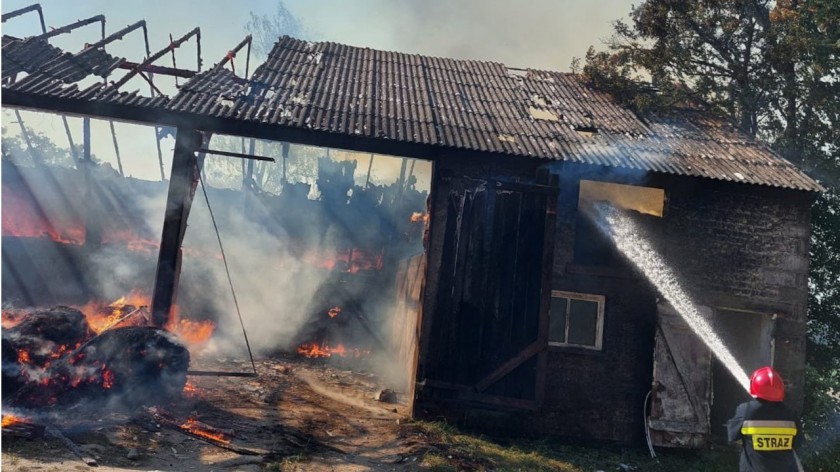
[49,344,70,360]
[296,341,370,359]
[17,349,31,364]
[102,367,115,389]
[410,211,429,223]
[301,248,384,273]
[102,228,160,254]
[182,382,202,399]
[327,307,342,318]
[1,309,28,329]
[180,418,230,444]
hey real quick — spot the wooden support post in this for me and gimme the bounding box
[151,128,204,327]
[281,142,290,183]
[397,157,408,197]
[83,117,102,247]
[14,110,39,164]
[365,153,374,189]
[242,138,255,190]
[109,121,124,177]
[61,116,79,163]
[154,126,166,180]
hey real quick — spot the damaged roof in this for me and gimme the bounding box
[1,34,824,192]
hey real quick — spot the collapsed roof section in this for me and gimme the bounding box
[0,6,824,193]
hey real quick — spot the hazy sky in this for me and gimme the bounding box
[1,0,638,181]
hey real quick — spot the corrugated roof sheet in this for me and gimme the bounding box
[2,35,124,82]
[1,35,824,192]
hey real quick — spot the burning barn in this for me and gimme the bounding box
[1,5,823,452]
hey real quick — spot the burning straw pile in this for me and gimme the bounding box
[2,302,191,412]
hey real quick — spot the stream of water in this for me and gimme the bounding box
[597,207,750,392]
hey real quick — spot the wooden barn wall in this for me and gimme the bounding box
[538,168,658,444]
[657,178,813,412]
[539,167,812,444]
[415,154,548,408]
[415,159,814,446]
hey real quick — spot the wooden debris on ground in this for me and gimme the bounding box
[45,426,98,467]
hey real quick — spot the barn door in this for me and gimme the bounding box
[390,253,426,410]
[648,302,712,448]
[421,170,557,408]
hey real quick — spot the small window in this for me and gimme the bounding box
[579,180,665,217]
[574,180,665,267]
[549,291,605,350]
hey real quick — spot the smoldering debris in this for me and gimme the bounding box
[3,307,190,411]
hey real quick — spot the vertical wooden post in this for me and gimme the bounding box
[281,142,290,183]
[109,121,124,177]
[83,117,102,247]
[247,138,256,184]
[365,153,374,189]
[61,116,79,162]
[154,126,166,180]
[151,128,203,327]
[14,110,40,164]
[242,138,256,191]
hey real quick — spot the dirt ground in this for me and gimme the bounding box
[1,355,438,472]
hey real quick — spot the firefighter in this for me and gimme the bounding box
[727,366,804,472]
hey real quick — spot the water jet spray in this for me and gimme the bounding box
[590,204,751,393]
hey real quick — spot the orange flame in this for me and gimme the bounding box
[17,349,31,364]
[102,367,115,389]
[77,290,151,334]
[301,248,384,273]
[166,317,215,346]
[1,309,28,329]
[49,344,70,360]
[410,211,429,223]
[180,418,230,444]
[327,307,342,318]
[1,414,30,428]
[76,291,215,348]
[182,382,202,399]
[296,341,370,359]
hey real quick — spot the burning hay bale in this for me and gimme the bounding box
[2,306,93,400]
[2,336,25,400]
[3,306,92,367]
[6,326,189,410]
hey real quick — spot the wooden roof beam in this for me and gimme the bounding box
[1,4,46,33]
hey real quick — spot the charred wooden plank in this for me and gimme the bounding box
[137,407,261,455]
[474,340,544,393]
[534,170,558,405]
[1,419,45,439]
[46,426,98,466]
[186,370,257,377]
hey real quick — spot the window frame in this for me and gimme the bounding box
[548,290,605,351]
[572,179,666,269]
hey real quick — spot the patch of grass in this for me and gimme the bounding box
[412,421,739,472]
[421,453,458,472]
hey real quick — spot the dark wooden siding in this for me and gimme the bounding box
[418,163,556,406]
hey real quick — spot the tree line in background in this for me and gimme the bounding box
[577,0,839,464]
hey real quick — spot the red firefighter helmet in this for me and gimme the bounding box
[749,366,785,402]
